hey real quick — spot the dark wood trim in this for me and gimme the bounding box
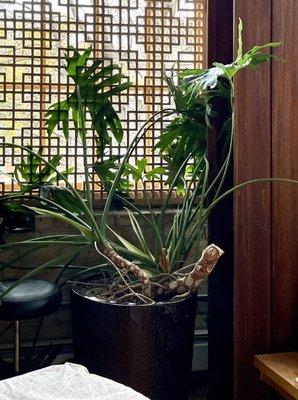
[233,2,273,399]
[207,1,234,399]
[208,1,298,398]
[207,0,234,65]
[234,0,298,398]
[271,0,298,351]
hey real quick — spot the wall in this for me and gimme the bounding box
[234,1,298,399]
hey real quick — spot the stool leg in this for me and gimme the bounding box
[14,321,20,373]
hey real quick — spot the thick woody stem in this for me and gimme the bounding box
[103,245,151,297]
[159,247,169,273]
[167,244,224,295]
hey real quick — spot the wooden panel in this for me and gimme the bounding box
[207,0,233,65]
[207,0,234,398]
[271,0,298,352]
[233,2,272,399]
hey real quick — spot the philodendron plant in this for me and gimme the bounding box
[0,21,284,303]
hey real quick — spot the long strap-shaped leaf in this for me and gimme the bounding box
[108,228,158,271]
[125,208,154,260]
[167,155,205,261]
[0,245,48,273]
[3,143,103,242]
[0,194,91,230]
[28,207,93,241]
[0,235,88,252]
[0,248,87,300]
[54,252,81,284]
[110,244,159,276]
[101,109,175,236]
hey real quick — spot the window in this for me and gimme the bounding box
[0,0,206,199]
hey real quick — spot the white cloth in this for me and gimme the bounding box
[0,362,149,400]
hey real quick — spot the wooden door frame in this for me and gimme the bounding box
[207,1,234,399]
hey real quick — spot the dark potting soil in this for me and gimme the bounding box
[71,275,178,305]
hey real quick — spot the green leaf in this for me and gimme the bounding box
[95,73,124,89]
[64,46,92,79]
[92,64,120,80]
[45,100,70,138]
[180,19,281,91]
[45,48,131,151]
[237,18,243,60]
[136,158,147,174]
[99,81,132,100]
[84,59,103,78]
[100,104,124,143]
[0,249,87,299]
[179,68,207,78]
[125,163,142,182]
[145,166,165,180]
[126,209,154,260]
[28,206,93,241]
[62,114,69,139]
[48,187,85,215]
[12,148,71,192]
[108,227,155,263]
[154,117,185,151]
[107,113,123,143]
[38,154,63,181]
[93,157,131,193]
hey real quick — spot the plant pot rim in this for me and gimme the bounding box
[70,284,196,308]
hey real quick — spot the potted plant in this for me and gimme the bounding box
[0,21,282,400]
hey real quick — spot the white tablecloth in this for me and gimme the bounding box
[0,363,149,400]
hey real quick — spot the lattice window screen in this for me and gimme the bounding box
[0,0,206,199]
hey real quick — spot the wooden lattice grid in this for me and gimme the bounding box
[0,0,207,199]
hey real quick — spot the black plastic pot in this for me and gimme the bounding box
[71,286,197,400]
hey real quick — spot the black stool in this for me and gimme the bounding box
[0,279,61,373]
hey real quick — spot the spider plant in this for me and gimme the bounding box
[0,20,285,303]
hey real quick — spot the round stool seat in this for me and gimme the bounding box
[0,279,61,321]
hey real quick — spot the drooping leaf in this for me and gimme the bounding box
[99,104,124,143]
[180,19,280,92]
[45,100,70,138]
[48,187,85,215]
[28,206,93,241]
[45,48,131,150]
[0,249,88,300]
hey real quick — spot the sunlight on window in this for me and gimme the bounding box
[0,0,206,198]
